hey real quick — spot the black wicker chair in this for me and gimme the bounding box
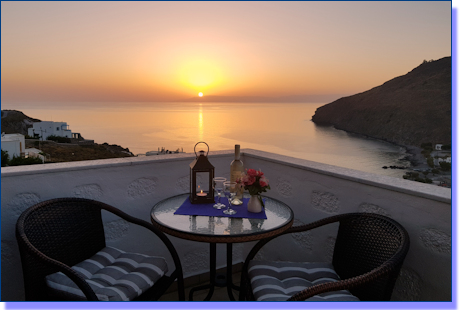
[16,198,185,301]
[239,213,410,301]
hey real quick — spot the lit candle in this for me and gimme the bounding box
[197,190,207,197]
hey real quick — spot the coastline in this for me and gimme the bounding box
[403,145,427,168]
[325,126,451,187]
[314,121,428,169]
[325,123,429,169]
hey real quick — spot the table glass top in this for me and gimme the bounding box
[151,193,294,238]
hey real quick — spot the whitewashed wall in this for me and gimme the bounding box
[28,121,72,140]
[1,149,451,301]
[1,134,25,159]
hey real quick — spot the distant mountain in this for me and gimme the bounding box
[312,57,451,147]
[1,110,41,136]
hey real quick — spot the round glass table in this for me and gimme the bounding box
[150,193,294,301]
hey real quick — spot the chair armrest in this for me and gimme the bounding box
[287,263,395,301]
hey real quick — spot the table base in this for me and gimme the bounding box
[189,243,240,301]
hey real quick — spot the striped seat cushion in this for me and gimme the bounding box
[45,246,168,301]
[248,261,360,301]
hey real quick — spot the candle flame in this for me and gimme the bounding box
[201,190,203,194]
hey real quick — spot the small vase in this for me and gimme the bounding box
[248,195,263,213]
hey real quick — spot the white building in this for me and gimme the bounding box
[24,147,45,163]
[1,133,25,160]
[1,133,45,163]
[435,144,443,150]
[28,121,72,141]
[435,156,451,165]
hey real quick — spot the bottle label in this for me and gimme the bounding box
[231,145,243,202]
[231,170,244,199]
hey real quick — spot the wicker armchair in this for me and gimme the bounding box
[239,213,410,301]
[16,198,185,301]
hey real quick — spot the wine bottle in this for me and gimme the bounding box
[230,144,244,205]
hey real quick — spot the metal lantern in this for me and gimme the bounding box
[190,142,215,204]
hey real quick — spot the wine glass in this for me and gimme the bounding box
[213,177,227,209]
[223,181,237,215]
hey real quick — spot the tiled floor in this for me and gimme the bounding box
[159,271,242,301]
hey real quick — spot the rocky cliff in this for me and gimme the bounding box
[312,57,451,147]
[1,110,41,135]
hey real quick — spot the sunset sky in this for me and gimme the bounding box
[1,1,451,103]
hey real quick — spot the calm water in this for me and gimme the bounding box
[6,102,411,178]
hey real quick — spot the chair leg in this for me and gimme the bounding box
[238,270,247,301]
[177,273,185,301]
[226,243,236,301]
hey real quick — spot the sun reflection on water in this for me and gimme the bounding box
[198,104,204,141]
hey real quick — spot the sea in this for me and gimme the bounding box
[4,101,413,178]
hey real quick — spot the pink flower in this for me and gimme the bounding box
[240,168,271,195]
[259,176,269,187]
[240,174,253,186]
[247,176,256,186]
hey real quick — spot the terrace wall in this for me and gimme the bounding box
[1,149,451,301]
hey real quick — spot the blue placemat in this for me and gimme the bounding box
[174,197,267,219]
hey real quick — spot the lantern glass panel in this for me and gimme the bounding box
[196,172,210,194]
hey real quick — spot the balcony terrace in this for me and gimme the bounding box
[1,149,452,302]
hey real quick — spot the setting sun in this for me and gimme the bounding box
[173,57,225,95]
[198,92,203,97]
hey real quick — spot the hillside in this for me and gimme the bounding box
[25,140,133,163]
[2,109,134,162]
[1,110,40,135]
[312,57,451,147]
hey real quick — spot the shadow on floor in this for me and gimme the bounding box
[159,272,242,301]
